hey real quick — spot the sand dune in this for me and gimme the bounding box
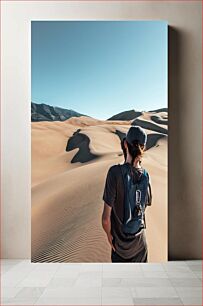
[31,111,168,262]
[151,113,168,125]
[131,118,168,135]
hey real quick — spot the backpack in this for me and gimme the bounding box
[119,163,149,235]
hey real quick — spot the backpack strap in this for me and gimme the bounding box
[138,168,148,229]
[143,212,146,229]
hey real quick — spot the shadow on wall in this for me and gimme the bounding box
[168,26,202,260]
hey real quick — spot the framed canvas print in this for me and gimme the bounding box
[31,20,168,263]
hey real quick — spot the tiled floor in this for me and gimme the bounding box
[1,260,202,305]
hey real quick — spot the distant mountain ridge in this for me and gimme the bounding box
[148,107,168,113]
[32,102,168,122]
[31,102,89,122]
[107,108,168,121]
[108,110,142,121]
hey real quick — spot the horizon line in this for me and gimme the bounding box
[31,100,168,120]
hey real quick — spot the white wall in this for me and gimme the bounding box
[1,1,202,259]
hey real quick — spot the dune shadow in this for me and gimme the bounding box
[66,129,98,163]
[113,130,126,141]
[145,133,167,150]
[131,118,168,135]
[113,130,126,157]
[151,115,168,126]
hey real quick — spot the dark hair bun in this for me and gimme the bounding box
[126,141,144,165]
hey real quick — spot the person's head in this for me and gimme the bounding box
[121,126,147,166]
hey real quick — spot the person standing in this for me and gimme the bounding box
[102,126,152,262]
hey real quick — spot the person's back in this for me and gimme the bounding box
[102,126,152,262]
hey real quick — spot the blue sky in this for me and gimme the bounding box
[31,21,168,120]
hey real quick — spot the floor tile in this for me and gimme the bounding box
[74,271,102,286]
[185,260,202,265]
[163,265,192,272]
[166,271,198,278]
[16,275,57,287]
[14,287,45,298]
[2,265,16,274]
[1,298,11,305]
[180,296,202,305]
[103,270,144,278]
[53,265,81,278]
[188,264,202,272]
[40,286,101,298]
[102,286,132,298]
[193,271,202,279]
[2,286,23,299]
[102,297,134,305]
[2,262,37,287]
[16,264,60,287]
[141,263,165,272]
[75,278,102,287]
[46,277,77,288]
[143,271,169,278]
[175,286,202,298]
[131,286,179,298]
[163,261,188,266]
[35,297,101,305]
[133,297,183,305]
[123,277,172,287]
[169,277,202,287]
[103,263,142,273]
[78,271,102,278]
[102,277,123,287]
[2,296,39,305]
[81,263,102,272]
[1,259,202,306]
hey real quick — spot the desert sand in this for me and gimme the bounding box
[31,111,168,262]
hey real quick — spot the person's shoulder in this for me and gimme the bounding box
[108,164,120,171]
[108,164,120,175]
